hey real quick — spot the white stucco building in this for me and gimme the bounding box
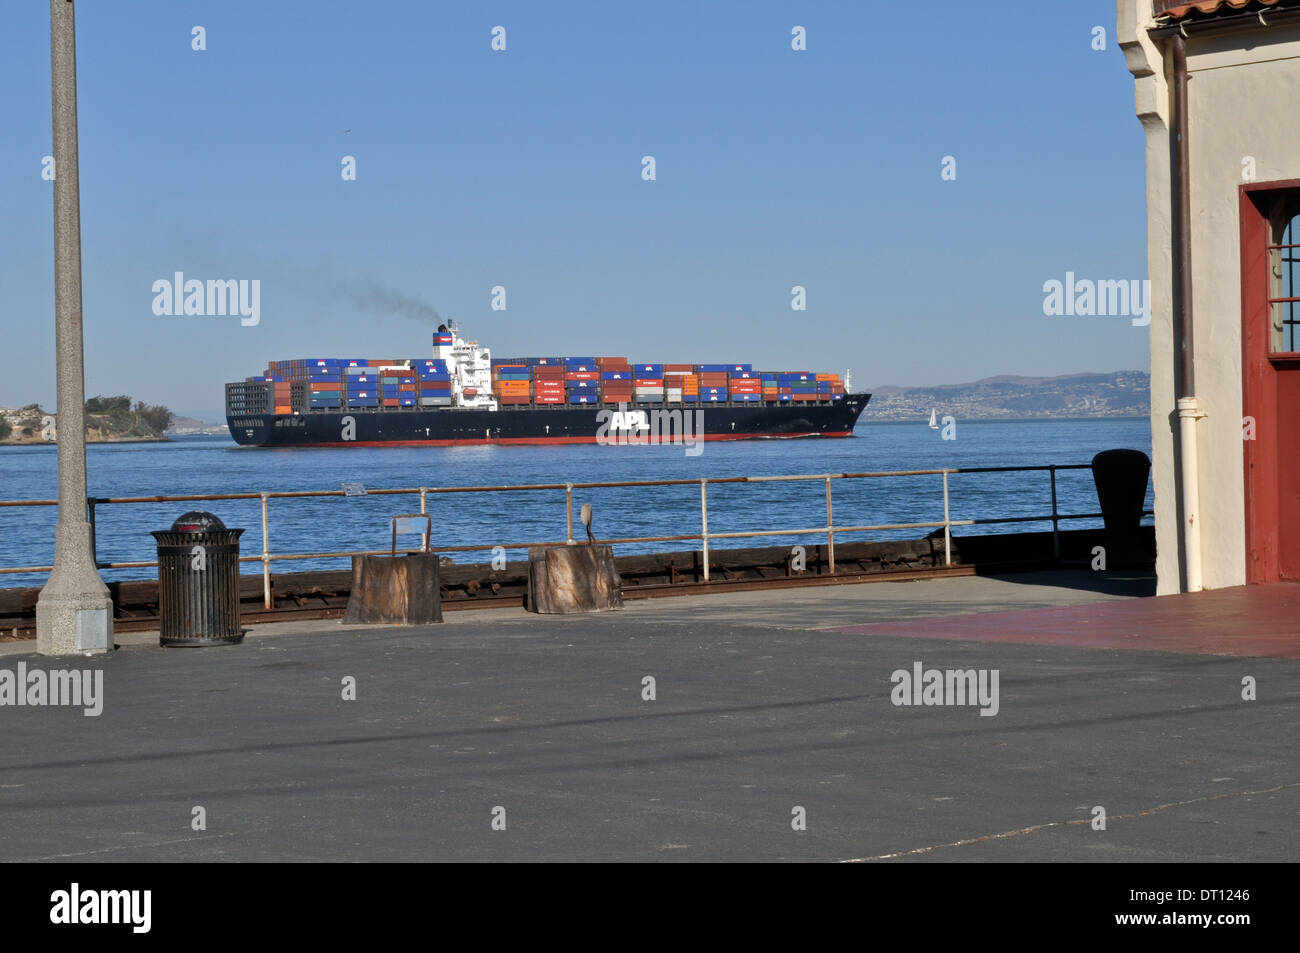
[1120,0,1300,594]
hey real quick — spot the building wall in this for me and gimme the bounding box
[1118,1,1179,593]
[1119,2,1300,592]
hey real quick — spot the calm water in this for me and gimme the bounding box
[0,419,1153,587]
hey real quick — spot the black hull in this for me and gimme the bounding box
[227,394,870,447]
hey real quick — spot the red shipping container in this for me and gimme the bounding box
[565,371,600,380]
[534,396,563,404]
[634,378,664,387]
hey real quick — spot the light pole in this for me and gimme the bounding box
[36,0,113,655]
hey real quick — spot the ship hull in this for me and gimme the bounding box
[228,394,870,447]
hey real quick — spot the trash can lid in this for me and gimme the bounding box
[171,510,226,532]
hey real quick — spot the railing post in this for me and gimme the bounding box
[87,497,99,569]
[700,479,710,582]
[260,492,272,609]
[942,470,952,567]
[825,475,834,575]
[1049,466,1060,560]
[565,483,574,545]
[419,487,429,552]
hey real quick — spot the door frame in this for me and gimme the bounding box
[1240,179,1300,583]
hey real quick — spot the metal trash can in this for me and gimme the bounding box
[151,511,245,646]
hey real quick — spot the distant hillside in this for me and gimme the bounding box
[861,371,1149,421]
[0,396,174,444]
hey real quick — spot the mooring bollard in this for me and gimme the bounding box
[342,515,442,625]
[526,544,623,614]
[1091,449,1153,569]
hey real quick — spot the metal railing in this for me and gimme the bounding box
[0,464,1151,607]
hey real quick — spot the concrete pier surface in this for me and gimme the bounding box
[1,570,1295,862]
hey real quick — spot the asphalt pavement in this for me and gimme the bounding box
[1,570,1295,862]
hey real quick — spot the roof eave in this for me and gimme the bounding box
[1150,5,1300,37]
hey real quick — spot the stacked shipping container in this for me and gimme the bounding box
[262,353,843,412]
[258,356,452,411]
[597,357,633,404]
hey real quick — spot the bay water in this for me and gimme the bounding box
[0,418,1153,587]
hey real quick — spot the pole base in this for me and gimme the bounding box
[35,592,113,656]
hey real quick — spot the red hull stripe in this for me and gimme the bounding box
[268,432,855,448]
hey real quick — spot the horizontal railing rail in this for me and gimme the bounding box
[0,464,1153,607]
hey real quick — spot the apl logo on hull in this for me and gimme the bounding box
[604,411,650,431]
[596,406,704,456]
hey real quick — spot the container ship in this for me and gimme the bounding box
[225,324,870,447]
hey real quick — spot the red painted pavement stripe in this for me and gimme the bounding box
[827,584,1300,658]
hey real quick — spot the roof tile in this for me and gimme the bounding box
[1156,0,1283,20]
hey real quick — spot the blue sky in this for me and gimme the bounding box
[0,1,1147,420]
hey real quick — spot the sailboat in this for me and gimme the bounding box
[928,408,939,429]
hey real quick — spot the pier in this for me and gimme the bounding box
[1,569,1295,862]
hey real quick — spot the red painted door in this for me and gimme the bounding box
[1241,184,1300,582]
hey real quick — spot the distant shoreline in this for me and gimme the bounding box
[860,415,1149,425]
[0,435,171,448]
